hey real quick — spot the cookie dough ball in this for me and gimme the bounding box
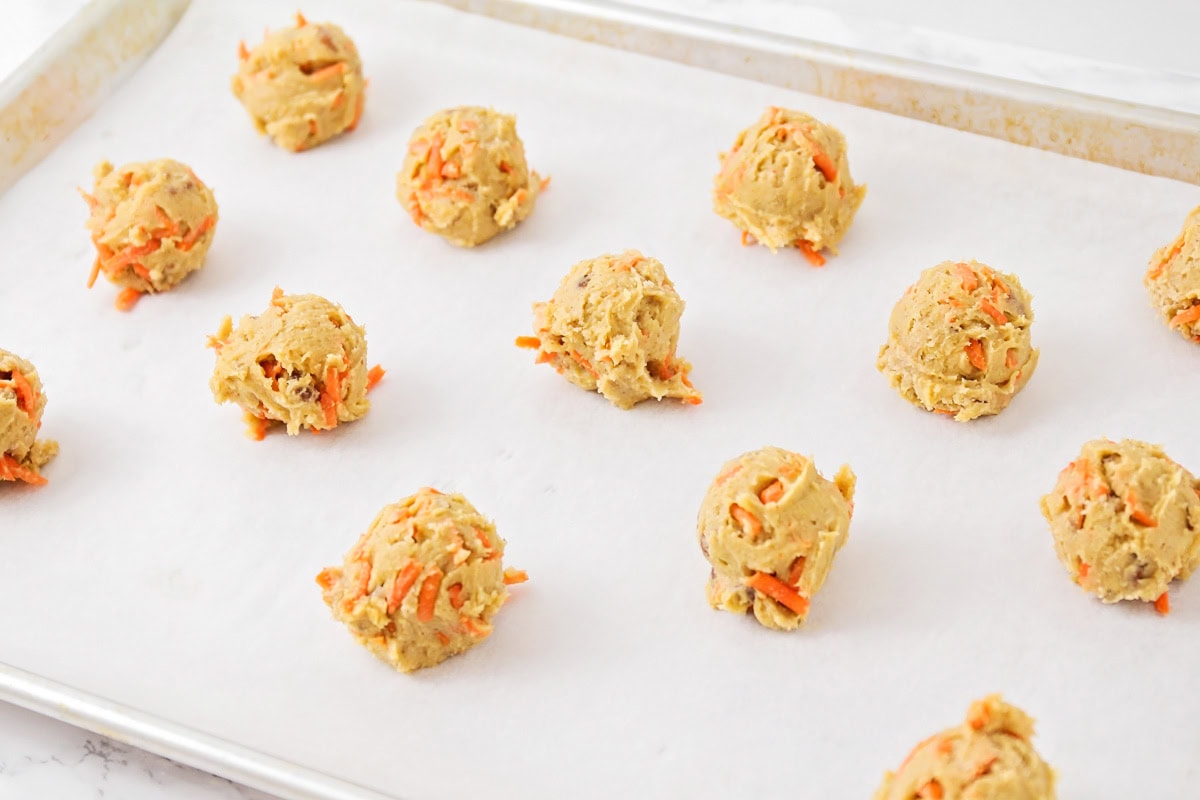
[398,106,542,247]
[317,488,523,673]
[82,159,218,310]
[877,260,1038,422]
[1040,438,1200,612]
[231,13,365,152]
[209,288,378,437]
[519,250,702,409]
[873,695,1056,800]
[697,447,854,630]
[713,106,866,264]
[0,350,58,486]
[1145,205,1200,341]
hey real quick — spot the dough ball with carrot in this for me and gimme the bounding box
[317,487,526,673]
[398,106,543,247]
[697,446,854,630]
[0,349,58,487]
[208,288,383,438]
[1040,438,1200,614]
[1145,204,1200,341]
[518,250,701,410]
[81,159,218,311]
[713,106,866,264]
[873,694,1056,800]
[877,260,1038,422]
[231,12,365,152]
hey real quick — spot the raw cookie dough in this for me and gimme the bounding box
[208,288,377,437]
[1144,204,1200,342]
[697,446,854,630]
[713,106,866,264]
[398,106,542,247]
[231,13,365,152]
[317,487,522,673]
[877,260,1038,422]
[0,349,58,486]
[873,695,1056,800]
[82,159,218,310]
[519,250,702,409]
[1040,438,1200,613]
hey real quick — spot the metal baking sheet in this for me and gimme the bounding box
[2,0,1199,798]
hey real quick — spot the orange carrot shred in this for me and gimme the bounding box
[153,206,180,238]
[0,454,47,486]
[307,62,346,81]
[435,631,451,645]
[759,480,784,504]
[979,298,1007,326]
[569,350,600,380]
[1078,561,1090,580]
[447,583,464,610]
[730,504,762,540]
[130,262,152,282]
[8,370,36,417]
[87,257,101,288]
[115,288,142,312]
[366,364,385,391]
[1006,348,1018,369]
[745,571,809,616]
[741,230,752,247]
[238,40,250,60]
[1127,492,1157,527]
[515,336,541,349]
[1155,591,1170,615]
[954,262,980,292]
[1169,304,1200,329]
[503,568,528,585]
[320,365,341,428]
[243,412,268,441]
[424,135,444,189]
[1148,234,1185,280]
[797,240,825,267]
[785,556,806,587]
[178,216,214,252]
[811,148,837,182]
[461,615,491,638]
[918,780,944,800]
[539,175,551,191]
[295,11,307,26]
[965,339,987,371]
[967,698,991,730]
[315,567,340,591]
[417,569,443,622]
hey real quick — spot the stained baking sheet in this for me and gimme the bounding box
[2,0,1199,798]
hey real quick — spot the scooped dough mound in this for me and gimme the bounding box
[209,288,371,437]
[873,695,1056,800]
[1145,205,1200,342]
[231,13,365,152]
[0,349,58,486]
[317,488,516,673]
[82,159,218,306]
[521,250,702,409]
[712,106,866,263]
[1040,438,1200,610]
[877,260,1038,422]
[697,446,854,630]
[398,106,542,247]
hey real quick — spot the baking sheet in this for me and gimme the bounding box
[2,0,1199,797]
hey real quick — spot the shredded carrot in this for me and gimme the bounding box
[967,698,991,730]
[785,556,806,587]
[448,583,464,610]
[238,40,249,61]
[797,240,825,267]
[87,257,101,288]
[129,262,152,282]
[681,394,703,406]
[811,148,837,182]
[917,780,944,800]
[964,339,986,371]
[178,215,215,252]
[461,615,492,638]
[295,11,308,26]
[745,571,809,616]
[1154,591,1170,615]
[973,755,997,778]
[1126,492,1157,527]
[515,335,541,349]
[416,569,443,622]
[539,175,551,191]
[0,454,46,485]
[307,118,318,138]
[7,370,36,417]
[1169,303,1200,329]
[715,463,742,486]
[351,557,372,601]
[759,480,784,504]
[243,411,268,441]
[1147,234,1185,280]
[1078,561,1090,581]
[741,230,752,247]
[1005,348,1018,369]
[954,262,980,292]
[569,350,600,380]
[498,161,513,174]
[319,366,341,428]
[730,504,762,540]
[114,288,142,312]
[331,90,344,110]
[898,734,941,771]
[106,240,161,272]
[423,135,445,189]
[434,631,451,645]
[315,567,340,591]
[366,364,385,391]
[979,298,1007,326]
[503,568,528,585]
[307,61,346,81]
[153,206,180,238]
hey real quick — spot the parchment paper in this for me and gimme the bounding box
[1,1,1198,797]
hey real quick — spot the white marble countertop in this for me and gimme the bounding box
[2,1,1196,798]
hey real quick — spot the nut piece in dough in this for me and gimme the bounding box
[1145,204,1200,341]
[398,106,542,247]
[713,106,866,264]
[520,250,702,409]
[877,260,1038,422]
[697,446,854,630]
[1039,438,1200,613]
[0,349,58,487]
[82,159,218,311]
[208,288,380,438]
[231,13,365,152]
[317,488,524,673]
[873,695,1056,800]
